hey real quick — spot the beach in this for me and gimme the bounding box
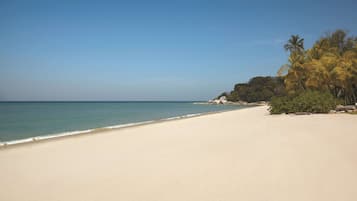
[1,105,357,201]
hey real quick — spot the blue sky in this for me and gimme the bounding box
[0,0,356,101]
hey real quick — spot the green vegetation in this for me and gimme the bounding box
[269,90,337,114]
[271,29,356,114]
[280,30,357,105]
[221,76,286,102]
[218,29,357,114]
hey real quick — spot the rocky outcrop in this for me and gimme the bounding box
[336,105,356,112]
[208,97,267,106]
[209,96,228,104]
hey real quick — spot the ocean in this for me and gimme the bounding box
[0,101,247,144]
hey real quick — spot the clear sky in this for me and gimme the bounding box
[0,0,356,101]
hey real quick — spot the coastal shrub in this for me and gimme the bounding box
[269,96,294,114]
[269,90,337,114]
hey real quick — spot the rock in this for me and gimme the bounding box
[238,101,248,105]
[345,105,356,110]
[329,110,336,113]
[336,105,344,111]
[218,96,227,104]
[336,105,356,111]
[207,96,228,104]
[213,99,221,104]
[219,96,227,101]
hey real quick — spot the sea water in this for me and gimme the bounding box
[0,101,247,143]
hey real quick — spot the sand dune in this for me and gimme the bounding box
[1,106,357,201]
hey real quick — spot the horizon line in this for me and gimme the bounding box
[0,100,207,103]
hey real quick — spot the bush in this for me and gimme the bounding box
[269,90,337,114]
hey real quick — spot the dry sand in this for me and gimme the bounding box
[0,106,357,201]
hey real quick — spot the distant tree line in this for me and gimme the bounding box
[218,76,286,103]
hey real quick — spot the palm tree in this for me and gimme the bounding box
[284,35,304,54]
[279,30,357,105]
[284,52,307,93]
[278,35,305,86]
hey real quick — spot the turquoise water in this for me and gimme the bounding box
[0,102,246,142]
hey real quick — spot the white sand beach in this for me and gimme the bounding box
[0,106,357,201]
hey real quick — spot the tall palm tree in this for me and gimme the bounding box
[278,35,305,81]
[284,35,304,54]
[284,52,307,93]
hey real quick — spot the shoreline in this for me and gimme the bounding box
[1,105,357,201]
[0,106,253,149]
